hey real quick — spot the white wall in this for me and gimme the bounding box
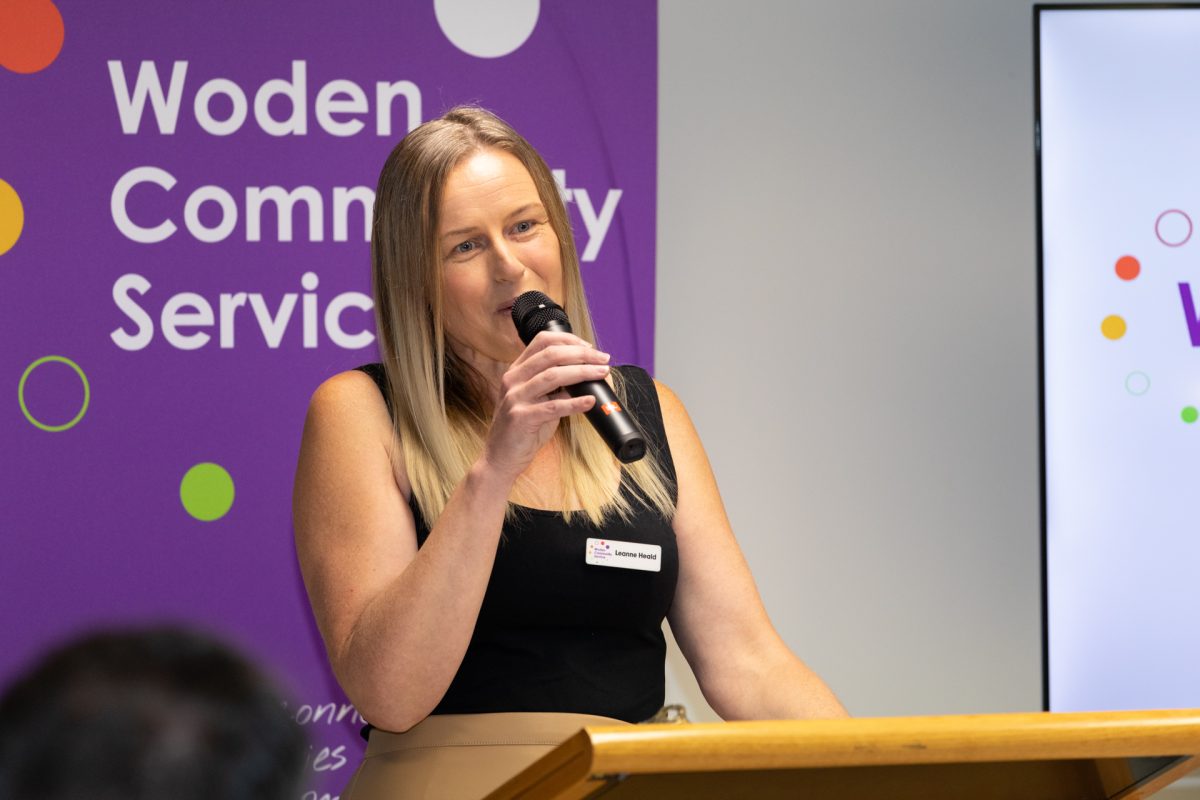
[655,5,1200,794]
[657,15,1200,796]
[656,0,1044,721]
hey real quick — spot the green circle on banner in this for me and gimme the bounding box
[1183,407,1199,425]
[18,355,90,432]
[180,463,235,521]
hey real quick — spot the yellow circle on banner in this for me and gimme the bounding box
[0,179,24,255]
[1101,315,1126,341]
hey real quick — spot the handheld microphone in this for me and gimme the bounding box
[510,291,646,463]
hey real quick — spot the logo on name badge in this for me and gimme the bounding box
[585,537,661,572]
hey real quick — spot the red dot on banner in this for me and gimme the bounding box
[0,0,65,75]
[1115,255,1140,281]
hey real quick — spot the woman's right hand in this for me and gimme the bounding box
[480,331,612,480]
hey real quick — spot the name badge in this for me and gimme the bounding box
[585,538,661,572]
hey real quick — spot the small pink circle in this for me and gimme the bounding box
[1155,209,1193,247]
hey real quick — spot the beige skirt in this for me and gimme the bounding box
[340,712,631,800]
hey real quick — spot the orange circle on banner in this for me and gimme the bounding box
[1115,255,1140,281]
[0,0,65,74]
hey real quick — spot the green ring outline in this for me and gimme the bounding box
[18,355,90,432]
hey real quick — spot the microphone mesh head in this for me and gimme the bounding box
[511,291,570,345]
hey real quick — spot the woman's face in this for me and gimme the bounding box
[437,148,563,367]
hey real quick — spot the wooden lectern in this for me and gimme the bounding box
[485,709,1200,799]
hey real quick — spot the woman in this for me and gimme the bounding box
[293,106,846,799]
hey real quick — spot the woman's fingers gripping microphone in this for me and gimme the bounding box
[509,332,608,376]
[545,388,597,418]
[482,352,606,479]
[505,336,610,397]
[528,362,611,402]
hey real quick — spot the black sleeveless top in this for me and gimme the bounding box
[359,364,678,724]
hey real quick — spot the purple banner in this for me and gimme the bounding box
[2,1,656,795]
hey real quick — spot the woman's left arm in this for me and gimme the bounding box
[657,379,849,720]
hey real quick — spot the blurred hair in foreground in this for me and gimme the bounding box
[0,625,305,800]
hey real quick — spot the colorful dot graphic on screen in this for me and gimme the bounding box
[17,356,90,432]
[1101,315,1126,340]
[1184,407,1199,425]
[180,463,236,521]
[0,179,24,255]
[1115,255,1140,281]
[0,0,65,74]
[1125,372,1150,396]
[1155,209,1193,247]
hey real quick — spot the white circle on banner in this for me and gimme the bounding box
[434,0,540,58]
[1125,371,1151,396]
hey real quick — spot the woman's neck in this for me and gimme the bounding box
[448,344,511,405]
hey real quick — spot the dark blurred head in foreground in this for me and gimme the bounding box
[0,626,305,800]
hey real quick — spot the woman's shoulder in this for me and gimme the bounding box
[640,374,695,453]
[302,366,409,494]
[308,367,389,420]
[615,366,687,428]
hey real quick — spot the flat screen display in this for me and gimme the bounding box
[1039,5,1200,711]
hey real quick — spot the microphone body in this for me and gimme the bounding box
[511,293,646,463]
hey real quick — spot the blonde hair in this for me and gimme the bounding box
[371,106,674,526]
